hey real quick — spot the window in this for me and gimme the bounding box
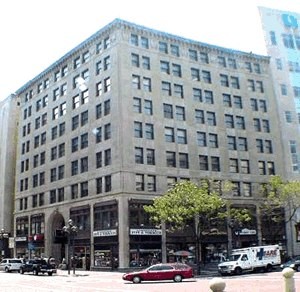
[50,190,56,204]
[146,148,155,165]
[96,81,102,96]
[81,181,89,197]
[223,94,231,107]
[236,116,245,129]
[104,100,111,115]
[228,58,237,69]
[58,188,64,202]
[204,90,214,104]
[96,178,102,194]
[270,31,277,45]
[243,183,252,197]
[179,153,189,168]
[162,81,171,95]
[174,84,183,98]
[285,111,292,123]
[136,174,144,191]
[281,84,287,95]
[142,56,150,70]
[253,118,261,131]
[81,110,88,126]
[135,147,144,164]
[231,76,240,89]
[191,68,200,81]
[141,37,149,49]
[228,136,237,150]
[58,165,65,180]
[104,56,111,70]
[160,61,170,74]
[218,56,226,67]
[241,160,250,174]
[172,63,181,77]
[71,160,78,176]
[166,151,176,167]
[163,103,173,119]
[96,60,102,75]
[71,137,79,152]
[134,121,142,138]
[250,98,258,111]
[145,123,154,139]
[197,132,206,147]
[238,137,248,151]
[220,74,229,87]
[81,157,88,173]
[209,133,218,148]
[233,96,242,109]
[130,34,138,46]
[262,120,270,133]
[247,79,255,91]
[104,77,111,92]
[170,44,179,56]
[229,158,239,173]
[175,106,185,121]
[159,41,168,53]
[147,175,156,192]
[104,123,111,140]
[143,77,151,92]
[193,88,202,102]
[276,58,282,70]
[132,75,141,89]
[72,115,79,130]
[195,109,205,124]
[202,70,211,83]
[177,129,187,144]
[189,49,198,61]
[225,114,234,128]
[207,111,216,126]
[165,127,174,142]
[200,52,209,64]
[199,155,208,170]
[211,157,220,172]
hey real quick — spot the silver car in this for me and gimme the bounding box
[0,258,23,272]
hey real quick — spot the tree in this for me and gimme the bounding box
[260,175,300,243]
[144,179,251,274]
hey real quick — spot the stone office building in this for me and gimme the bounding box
[13,18,285,269]
[259,7,300,256]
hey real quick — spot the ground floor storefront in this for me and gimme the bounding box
[13,197,288,269]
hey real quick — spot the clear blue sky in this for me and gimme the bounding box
[0,0,299,101]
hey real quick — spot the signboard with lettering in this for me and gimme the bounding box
[130,229,162,236]
[93,229,117,237]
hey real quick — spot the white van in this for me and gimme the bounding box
[218,245,281,275]
[0,258,23,272]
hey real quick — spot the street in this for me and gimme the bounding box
[0,269,299,292]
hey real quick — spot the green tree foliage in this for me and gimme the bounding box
[261,175,300,224]
[144,179,251,231]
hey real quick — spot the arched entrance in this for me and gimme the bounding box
[47,211,66,264]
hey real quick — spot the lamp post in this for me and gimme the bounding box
[0,228,9,258]
[63,219,78,275]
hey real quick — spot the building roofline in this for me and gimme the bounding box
[15,18,269,95]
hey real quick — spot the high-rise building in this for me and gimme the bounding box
[259,7,300,256]
[13,18,285,269]
[0,94,20,257]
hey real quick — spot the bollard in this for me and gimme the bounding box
[282,267,295,292]
[209,277,226,292]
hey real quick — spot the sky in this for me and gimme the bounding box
[0,0,299,101]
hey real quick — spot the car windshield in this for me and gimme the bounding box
[228,254,241,261]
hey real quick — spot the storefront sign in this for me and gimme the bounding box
[15,237,27,242]
[235,228,257,235]
[93,229,117,237]
[130,229,162,236]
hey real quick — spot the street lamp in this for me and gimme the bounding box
[63,219,78,275]
[0,228,9,258]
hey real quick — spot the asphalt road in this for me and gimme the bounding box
[0,269,299,292]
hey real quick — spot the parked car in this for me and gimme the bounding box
[19,258,57,276]
[122,263,194,283]
[0,258,23,272]
[280,256,300,272]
